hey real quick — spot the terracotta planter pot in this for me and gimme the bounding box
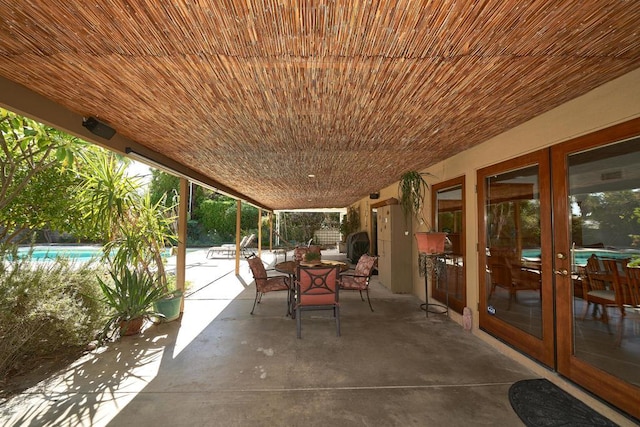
[415,232,447,254]
[119,317,145,336]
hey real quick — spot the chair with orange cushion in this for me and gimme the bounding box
[247,254,291,315]
[339,254,377,312]
[295,264,340,338]
[293,246,309,262]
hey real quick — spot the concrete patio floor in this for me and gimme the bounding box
[1,249,634,426]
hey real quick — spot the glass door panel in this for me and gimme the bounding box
[433,177,465,314]
[569,138,640,384]
[486,165,543,337]
[478,151,554,367]
[554,121,640,418]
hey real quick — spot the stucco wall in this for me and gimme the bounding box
[361,67,640,327]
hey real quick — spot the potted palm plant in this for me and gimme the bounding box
[101,191,181,323]
[77,151,182,331]
[398,170,446,254]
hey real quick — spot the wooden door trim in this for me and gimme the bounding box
[553,117,640,419]
[431,176,466,314]
[477,149,555,367]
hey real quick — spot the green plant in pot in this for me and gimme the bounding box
[152,273,186,323]
[398,170,429,226]
[97,267,167,341]
[398,170,447,255]
[76,151,183,332]
[303,251,322,265]
[101,192,182,323]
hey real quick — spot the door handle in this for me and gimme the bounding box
[554,269,569,276]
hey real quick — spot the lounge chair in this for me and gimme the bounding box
[206,235,250,259]
[241,234,256,256]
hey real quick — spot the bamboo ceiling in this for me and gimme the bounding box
[0,1,639,210]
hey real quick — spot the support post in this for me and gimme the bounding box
[177,178,188,312]
[235,199,242,274]
[269,212,274,251]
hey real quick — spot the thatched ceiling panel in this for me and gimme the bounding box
[0,1,639,209]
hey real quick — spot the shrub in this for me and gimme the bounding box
[0,246,107,380]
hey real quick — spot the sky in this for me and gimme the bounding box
[126,160,152,184]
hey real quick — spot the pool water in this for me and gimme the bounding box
[13,246,172,262]
[15,246,105,261]
[521,248,638,265]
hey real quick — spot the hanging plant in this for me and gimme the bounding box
[398,170,429,228]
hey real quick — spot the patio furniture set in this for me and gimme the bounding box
[246,250,378,338]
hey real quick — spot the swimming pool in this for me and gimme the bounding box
[521,248,639,265]
[13,246,172,262]
[14,245,105,261]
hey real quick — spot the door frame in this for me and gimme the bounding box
[431,176,466,314]
[553,117,640,419]
[477,150,555,367]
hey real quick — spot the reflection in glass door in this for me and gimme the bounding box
[478,151,554,367]
[433,177,465,314]
[486,166,543,337]
[554,124,640,418]
[479,120,640,417]
[569,139,640,385]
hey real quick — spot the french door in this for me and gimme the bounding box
[553,119,640,418]
[478,118,640,418]
[478,151,555,366]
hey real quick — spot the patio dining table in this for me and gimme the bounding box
[274,260,349,276]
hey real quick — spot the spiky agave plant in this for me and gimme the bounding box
[97,267,167,341]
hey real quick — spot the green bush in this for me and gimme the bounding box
[0,246,107,380]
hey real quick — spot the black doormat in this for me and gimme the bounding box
[508,379,618,427]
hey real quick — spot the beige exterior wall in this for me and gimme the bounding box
[361,67,640,328]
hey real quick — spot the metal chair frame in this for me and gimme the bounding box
[295,265,340,338]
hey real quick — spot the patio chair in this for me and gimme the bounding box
[241,234,256,256]
[293,246,309,262]
[585,257,633,346]
[487,254,540,310]
[619,264,640,346]
[339,254,377,312]
[247,254,291,315]
[581,254,616,329]
[295,264,340,338]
